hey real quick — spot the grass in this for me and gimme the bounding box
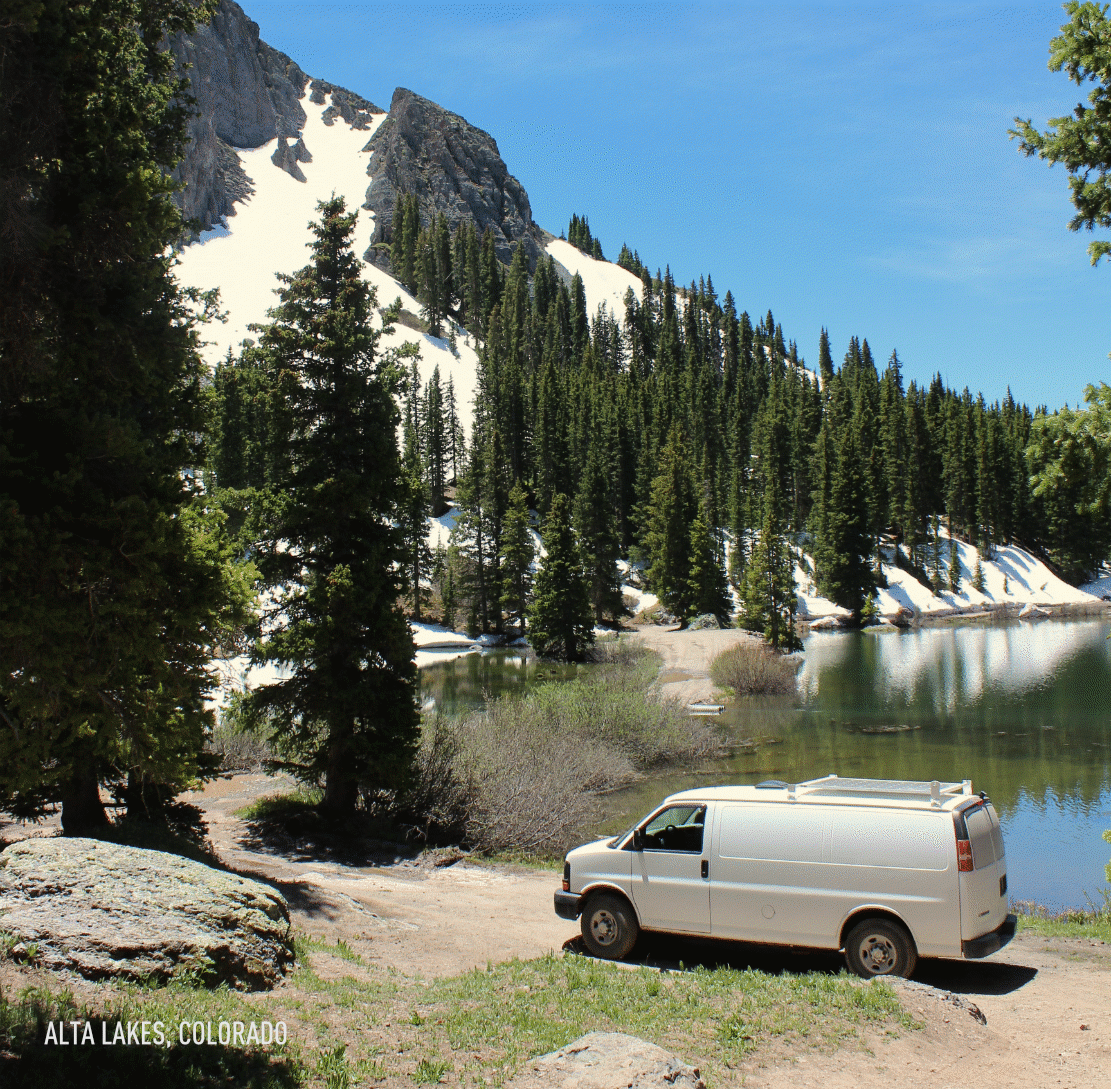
[709,640,798,696]
[0,941,915,1087]
[0,980,304,1088]
[1013,896,1111,942]
[234,786,323,823]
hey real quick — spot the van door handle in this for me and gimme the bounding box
[701,859,709,879]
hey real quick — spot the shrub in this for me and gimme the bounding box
[208,691,274,771]
[403,642,724,856]
[709,639,798,696]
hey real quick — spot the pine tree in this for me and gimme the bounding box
[528,494,594,660]
[400,401,432,621]
[740,475,800,650]
[687,495,732,620]
[645,426,697,622]
[500,480,535,632]
[0,0,248,831]
[815,425,875,623]
[245,197,419,817]
[575,440,624,624]
[423,365,448,515]
[441,556,458,631]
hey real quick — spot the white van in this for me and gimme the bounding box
[554,775,1016,977]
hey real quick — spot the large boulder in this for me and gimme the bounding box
[509,1032,705,1089]
[686,613,723,631]
[0,838,293,989]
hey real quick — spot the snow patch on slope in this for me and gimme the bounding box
[545,238,644,320]
[797,530,1101,622]
[174,93,479,431]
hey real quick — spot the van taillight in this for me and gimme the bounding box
[562,860,570,892]
[957,839,973,872]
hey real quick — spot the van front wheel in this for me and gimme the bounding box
[580,893,638,960]
[844,919,917,979]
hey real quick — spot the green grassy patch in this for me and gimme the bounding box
[0,942,914,1087]
[412,954,911,1083]
[234,787,322,822]
[1014,898,1111,942]
[0,982,303,1088]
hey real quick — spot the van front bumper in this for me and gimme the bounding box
[962,913,1017,959]
[554,890,582,920]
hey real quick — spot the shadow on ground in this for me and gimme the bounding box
[564,933,1039,997]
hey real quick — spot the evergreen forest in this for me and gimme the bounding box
[213,209,1111,654]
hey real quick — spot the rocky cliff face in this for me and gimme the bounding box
[170,0,307,231]
[172,5,544,266]
[363,87,546,271]
[169,0,384,233]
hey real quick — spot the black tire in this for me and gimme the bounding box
[580,892,639,960]
[844,918,917,979]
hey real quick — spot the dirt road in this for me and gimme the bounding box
[630,624,764,704]
[182,772,1110,1089]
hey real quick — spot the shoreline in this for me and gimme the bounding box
[799,597,1111,633]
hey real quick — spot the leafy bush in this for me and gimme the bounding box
[710,639,799,696]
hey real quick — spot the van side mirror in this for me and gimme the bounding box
[632,828,645,850]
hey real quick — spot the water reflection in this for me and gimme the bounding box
[618,619,1111,910]
[418,621,1111,909]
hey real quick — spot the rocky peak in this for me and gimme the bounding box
[363,87,545,272]
[169,1,384,233]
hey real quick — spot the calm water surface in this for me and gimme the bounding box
[419,618,1111,909]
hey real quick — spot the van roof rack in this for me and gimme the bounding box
[790,774,972,804]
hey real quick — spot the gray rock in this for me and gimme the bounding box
[890,605,916,628]
[168,2,379,236]
[271,136,307,182]
[309,80,385,129]
[169,0,310,233]
[0,838,293,989]
[509,1032,705,1089]
[362,88,546,272]
[686,613,722,631]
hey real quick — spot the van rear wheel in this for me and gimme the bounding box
[844,919,917,979]
[580,893,638,960]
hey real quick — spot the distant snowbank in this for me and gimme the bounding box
[796,530,1105,626]
[545,238,644,320]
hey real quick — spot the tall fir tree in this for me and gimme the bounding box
[0,0,250,832]
[245,197,419,817]
[500,479,535,632]
[528,494,594,660]
[645,426,698,622]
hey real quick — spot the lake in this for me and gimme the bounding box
[419,617,1111,909]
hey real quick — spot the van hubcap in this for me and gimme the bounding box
[590,909,618,946]
[858,935,897,974]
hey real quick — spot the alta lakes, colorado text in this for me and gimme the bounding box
[42,1019,287,1047]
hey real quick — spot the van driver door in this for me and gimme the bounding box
[628,804,710,934]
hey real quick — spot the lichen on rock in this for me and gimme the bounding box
[0,837,293,989]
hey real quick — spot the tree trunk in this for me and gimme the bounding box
[61,766,109,835]
[124,769,168,821]
[323,734,359,818]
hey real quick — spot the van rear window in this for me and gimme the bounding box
[965,806,998,870]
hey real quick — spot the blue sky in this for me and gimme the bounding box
[246,1,1108,412]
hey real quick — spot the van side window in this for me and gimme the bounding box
[640,805,706,853]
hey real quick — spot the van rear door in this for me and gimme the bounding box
[957,799,1008,941]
